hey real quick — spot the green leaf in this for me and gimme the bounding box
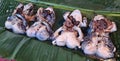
[0,0,120,61]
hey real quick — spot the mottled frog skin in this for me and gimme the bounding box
[26,7,55,41]
[52,10,85,49]
[26,20,53,41]
[52,26,83,49]
[82,15,117,59]
[64,9,87,27]
[36,7,55,27]
[96,39,116,59]
[5,14,27,34]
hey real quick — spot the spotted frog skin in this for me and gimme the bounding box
[52,11,84,49]
[26,7,55,41]
[5,14,27,34]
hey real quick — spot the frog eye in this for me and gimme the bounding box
[46,10,51,14]
[7,17,12,21]
[37,28,39,30]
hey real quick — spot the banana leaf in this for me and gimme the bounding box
[0,0,120,61]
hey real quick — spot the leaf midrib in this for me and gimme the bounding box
[16,0,120,17]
